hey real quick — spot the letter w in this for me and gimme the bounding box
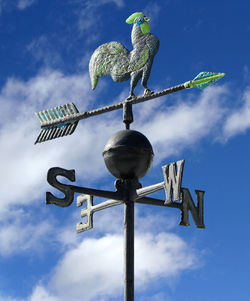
[162,160,185,204]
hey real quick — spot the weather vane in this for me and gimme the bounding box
[35,12,225,301]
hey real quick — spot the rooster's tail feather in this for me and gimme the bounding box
[89,42,130,89]
[90,73,98,90]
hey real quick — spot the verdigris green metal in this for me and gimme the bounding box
[184,72,225,89]
[89,12,159,98]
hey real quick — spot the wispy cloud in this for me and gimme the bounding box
[27,36,63,69]
[223,87,250,139]
[139,292,174,301]
[0,206,67,257]
[243,65,250,83]
[72,0,124,38]
[0,0,3,15]
[0,297,25,301]
[17,0,37,10]
[0,0,36,14]
[29,286,58,301]
[144,1,161,25]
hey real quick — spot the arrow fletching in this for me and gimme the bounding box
[184,72,225,90]
[35,103,79,144]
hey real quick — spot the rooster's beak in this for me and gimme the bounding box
[144,17,150,22]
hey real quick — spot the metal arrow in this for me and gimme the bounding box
[34,72,225,144]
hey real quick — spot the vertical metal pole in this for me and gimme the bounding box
[124,181,134,301]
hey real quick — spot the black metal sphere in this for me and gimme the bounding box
[103,129,154,179]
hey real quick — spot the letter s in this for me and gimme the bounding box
[46,167,75,207]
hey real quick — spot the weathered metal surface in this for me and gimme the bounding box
[103,130,153,179]
[36,83,186,133]
[135,196,181,208]
[76,195,94,232]
[135,187,205,228]
[46,161,205,229]
[162,159,185,204]
[34,72,225,144]
[135,160,184,201]
[179,188,205,228]
[123,101,134,129]
[46,167,76,207]
[124,191,134,301]
[46,167,122,208]
[89,12,159,98]
[35,103,79,144]
[135,181,165,199]
[76,195,123,233]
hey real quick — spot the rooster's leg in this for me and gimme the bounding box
[127,71,142,99]
[142,62,154,95]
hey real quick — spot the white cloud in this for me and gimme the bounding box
[3,226,193,300]
[0,227,188,300]
[136,85,228,161]
[139,292,173,301]
[0,69,110,216]
[0,190,176,257]
[35,231,198,301]
[0,69,230,222]
[17,0,36,10]
[0,219,50,256]
[0,195,198,300]
[0,208,55,256]
[223,88,250,139]
[28,286,59,301]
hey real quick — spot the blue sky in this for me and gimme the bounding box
[0,0,250,300]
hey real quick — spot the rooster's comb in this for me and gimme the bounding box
[126,12,144,24]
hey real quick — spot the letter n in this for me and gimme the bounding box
[180,188,205,229]
[162,160,185,204]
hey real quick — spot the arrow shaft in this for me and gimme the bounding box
[41,83,186,128]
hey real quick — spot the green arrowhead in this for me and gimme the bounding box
[184,72,225,89]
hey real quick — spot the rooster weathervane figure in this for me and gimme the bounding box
[89,12,159,99]
[34,11,224,143]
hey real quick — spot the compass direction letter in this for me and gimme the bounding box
[180,188,205,228]
[76,194,94,233]
[46,167,75,207]
[162,160,185,204]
